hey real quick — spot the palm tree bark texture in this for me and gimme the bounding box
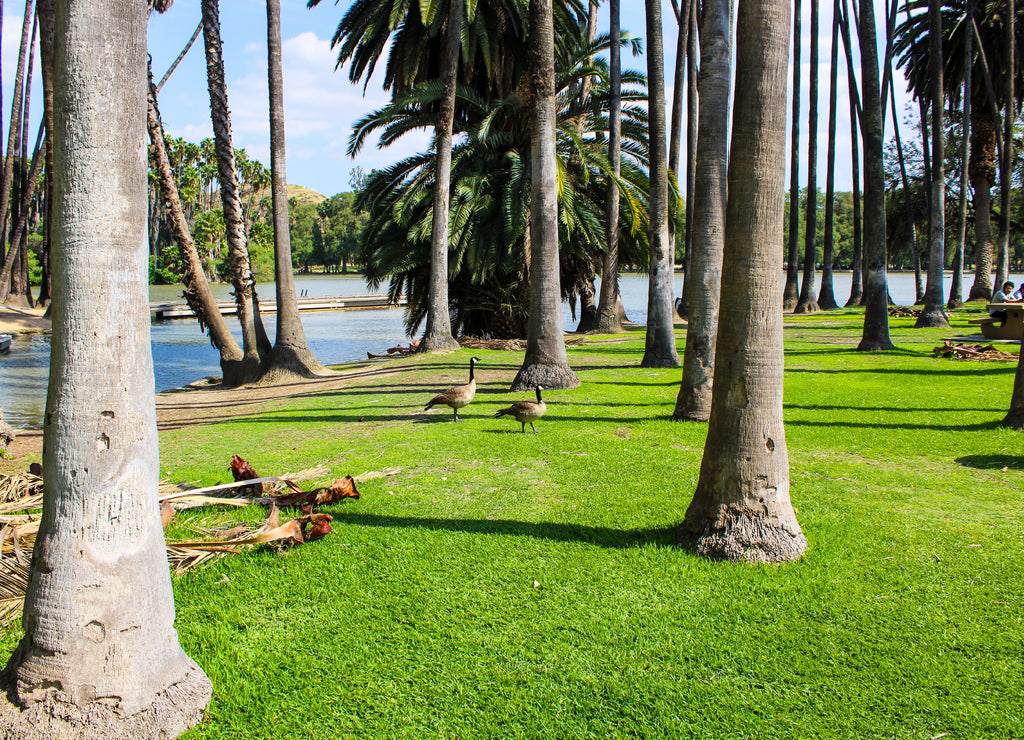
[510,0,580,392]
[0,0,212,735]
[678,0,807,562]
[641,0,681,369]
[674,0,731,421]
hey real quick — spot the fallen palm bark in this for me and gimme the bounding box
[933,341,1018,361]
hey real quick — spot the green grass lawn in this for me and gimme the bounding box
[5,305,1023,739]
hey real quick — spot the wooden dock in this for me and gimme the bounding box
[151,294,405,320]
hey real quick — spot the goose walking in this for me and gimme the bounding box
[495,385,546,433]
[424,356,482,421]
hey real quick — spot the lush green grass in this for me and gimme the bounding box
[6,305,1024,739]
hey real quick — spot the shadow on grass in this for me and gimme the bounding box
[336,512,678,549]
[955,454,1024,470]
[787,418,1002,432]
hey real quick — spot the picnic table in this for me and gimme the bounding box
[972,302,1024,340]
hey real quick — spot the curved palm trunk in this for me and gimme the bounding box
[678,0,806,562]
[641,0,681,369]
[596,0,624,334]
[915,0,948,327]
[795,0,820,314]
[263,0,326,380]
[817,0,841,311]
[856,0,894,351]
[783,0,803,311]
[510,0,580,392]
[1,0,212,733]
[421,0,462,352]
[202,0,262,382]
[34,0,53,310]
[674,0,731,421]
[147,64,245,378]
[839,0,863,307]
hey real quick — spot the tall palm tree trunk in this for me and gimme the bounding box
[856,0,895,351]
[421,0,463,352]
[596,0,624,334]
[796,0,820,314]
[668,0,690,317]
[840,0,864,307]
[916,0,948,327]
[263,0,327,380]
[34,0,53,309]
[202,0,261,382]
[783,0,803,311]
[674,0,732,421]
[641,0,681,368]
[510,0,580,392]
[818,0,841,311]
[995,0,1014,292]
[950,0,973,310]
[0,0,212,733]
[967,102,997,301]
[678,0,806,562]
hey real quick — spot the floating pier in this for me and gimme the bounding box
[151,294,405,320]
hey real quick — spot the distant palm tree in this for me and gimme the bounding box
[783,0,803,311]
[679,0,807,562]
[796,0,821,315]
[641,0,681,368]
[596,0,625,333]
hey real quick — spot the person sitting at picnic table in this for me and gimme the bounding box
[990,281,1021,324]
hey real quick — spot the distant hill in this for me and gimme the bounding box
[246,184,326,207]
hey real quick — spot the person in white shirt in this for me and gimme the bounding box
[990,281,1021,323]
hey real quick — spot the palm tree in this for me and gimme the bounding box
[202,0,262,381]
[674,0,731,421]
[641,0,681,369]
[795,0,821,314]
[856,0,895,351]
[895,0,1024,303]
[994,0,1014,293]
[817,0,841,311]
[783,0,803,311]
[1,0,212,734]
[264,0,326,380]
[678,0,807,562]
[596,0,625,334]
[421,0,464,352]
[839,0,864,307]
[915,0,949,327]
[510,0,580,391]
[950,0,974,310]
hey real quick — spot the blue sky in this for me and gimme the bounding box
[3,0,910,198]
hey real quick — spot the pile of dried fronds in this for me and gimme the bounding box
[459,336,587,351]
[933,341,1018,362]
[889,306,922,318]
[0,457,384,630]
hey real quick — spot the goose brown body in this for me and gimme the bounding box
[424,357,481,421]
[494,385,546,433]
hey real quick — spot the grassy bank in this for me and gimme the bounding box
[4,306,1023,739]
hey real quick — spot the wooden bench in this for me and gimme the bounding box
[980,303,1024,340]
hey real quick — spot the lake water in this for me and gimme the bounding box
[0,270,987,430]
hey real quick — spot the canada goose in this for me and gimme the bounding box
[424,356,482,421]
[494,385,547,433]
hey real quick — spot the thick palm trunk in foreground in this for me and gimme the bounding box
[678,0,806,562]
[510,0,579,392]
[0,0,211,735]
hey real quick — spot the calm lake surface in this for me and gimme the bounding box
[0,271,986,429]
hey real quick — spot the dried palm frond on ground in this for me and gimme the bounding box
[889,306,922,318]
[0,473,41,507]
[933,341,1018,362]
[459,336,586,351]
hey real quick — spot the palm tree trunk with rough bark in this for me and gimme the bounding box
[795,0,820,314]
[421,0,463,352]
[915,0,948,327]
[262,0,327,381]
[968,102,997,302]
[596,0,623,334]
[675,0,731,421]
[0,0,212,734]
[856,0,894,351]
[510,0,580,392]
[641,0,681,369]
[817,0,841,311]
[994,0,1013,294]
[202,0,261,382]
[678,0,806,562]
[840,0,863,307]
[950,4,972,310]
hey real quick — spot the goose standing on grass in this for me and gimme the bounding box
[495,385,547,433]
[424,356,482,421]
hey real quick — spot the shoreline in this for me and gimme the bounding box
[0,305,50,335]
